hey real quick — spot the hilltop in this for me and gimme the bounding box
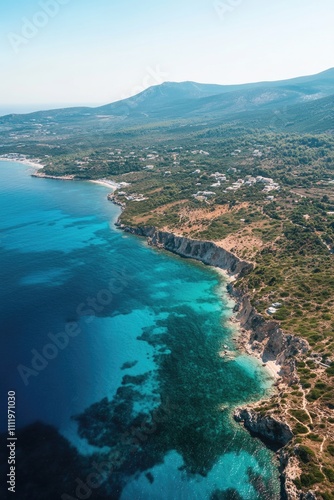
[1,68,334,499]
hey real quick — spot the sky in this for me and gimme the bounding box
[0,0,334,113]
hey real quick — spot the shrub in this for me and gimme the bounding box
[315,382,328,390]
[300,380,312,389]
[319,492,334,500]
[327,444,334,456]
[300,468,324,487]
[324,468,334,483]
[326,363,334,377]
[307,389,323,401]
[294,423,309,434]
[308,433,322,442]
[296,445,315,463]
[307,360,317,368]
[274,308,290,320]
[290,409,310,424]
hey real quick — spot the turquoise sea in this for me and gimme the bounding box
[0,162,281,499]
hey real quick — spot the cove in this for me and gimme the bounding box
[0,161,281,499]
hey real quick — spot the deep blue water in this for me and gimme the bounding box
[0,162,280,499]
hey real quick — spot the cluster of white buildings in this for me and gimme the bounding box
[210,172,227,187]
[190,170,280,200]
[224,175,280,193]
[256,176,280,193]
[191,150,210,156]
[253,149,263,157]
[193,191,216,201]
[267,302,282,315]
[117,192,147,202]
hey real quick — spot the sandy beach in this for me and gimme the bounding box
[89,179,120,190]
[211,266,281,383]
[0,157,45,169]
[264,360,281,380]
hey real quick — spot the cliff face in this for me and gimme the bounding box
[232,291,309,385]
[117,223,309,499]
[119,225,253,277]
[279,450,303,500]
[234,408,293,446]
[120,225,308,386]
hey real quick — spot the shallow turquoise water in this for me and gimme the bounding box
[0,162,280,499]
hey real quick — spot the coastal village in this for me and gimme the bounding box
[2,122,334,500]
[2,0,334,494]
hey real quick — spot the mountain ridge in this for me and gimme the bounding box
[2,67,334,119]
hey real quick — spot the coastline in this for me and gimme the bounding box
[30,170,121,189]
[112,223,307,500]
[24,170,301,498]
[0,157,45,170]
[89,179,121,190]
[32,171,75,180]
[113,221,290,388]
[213,268,281,383]
[4,165,304,384]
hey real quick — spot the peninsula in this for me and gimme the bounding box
[2,69,334,499]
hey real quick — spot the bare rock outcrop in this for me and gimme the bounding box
[231,292,309,385]
[279,450,302,500]
[234,408,293,446]
[118,225,253,277]
[114,222,312,500]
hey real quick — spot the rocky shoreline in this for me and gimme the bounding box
[25,173,311,498]
[31,172,75,181]
[115,222,311,500]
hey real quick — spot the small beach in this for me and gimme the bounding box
[0,156,45,169]
[0,160,281,499]
[90,178,121,189]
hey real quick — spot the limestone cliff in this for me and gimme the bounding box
[115,222,311,500]
[231,290,309,385]
[118,224,308,386]
[234,408,293,446]
[118,225,253,277]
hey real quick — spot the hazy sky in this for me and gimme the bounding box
[1,0,334,112]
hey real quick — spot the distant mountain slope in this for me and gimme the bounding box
[287,93,334,132]
[203,93,334,134]
[87,68,334,121]
[1,68,334,134]
[96,81,229,114]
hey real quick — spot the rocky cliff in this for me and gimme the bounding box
[234,408,293,446]
[119,224,308,385]
[116,223,311,499]
[118,225,253,277]
[231,290,309,385]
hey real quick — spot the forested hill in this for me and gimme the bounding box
[1,68,334,136]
